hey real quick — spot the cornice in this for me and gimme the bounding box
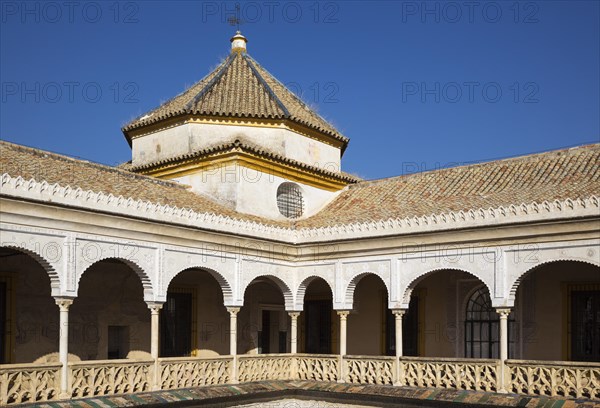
[133,139,358,191]
[127,115,347,151]
[1,173,598,245]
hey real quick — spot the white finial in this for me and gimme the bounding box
[230,31,247,53]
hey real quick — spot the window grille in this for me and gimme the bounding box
[465,286,515,358]
[277,183,304,218]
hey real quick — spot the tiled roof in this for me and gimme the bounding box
[0,141,284,226]
[130,138,360,184]
[1,141,598,232]
[122,52,348,147]
[296,144,600,228]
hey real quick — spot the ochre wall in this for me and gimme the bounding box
[71,260,150,360]
[167,269,230,357]
[347,275,388,356]
[518,261,599,361]
[0,253,57,363]
[239,280,285,354]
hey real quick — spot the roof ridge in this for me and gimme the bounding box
[245,54,345,139]
[350,143,600,189]
[243,54,291,117]
[0,140,188,190]
[184,53,236,112]
[122,58,229,131]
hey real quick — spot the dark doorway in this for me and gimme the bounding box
[259,310,285,354]
[305,300,332,354]
[386,295,419,356]
[0,281,6,363]
[160,292,192,357]
[107,325,129,359]
[571,290,600,362]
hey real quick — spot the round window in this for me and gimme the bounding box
[277,183,304,219]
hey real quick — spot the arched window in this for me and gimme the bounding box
[277,182,304,218]
[465,287,514,358]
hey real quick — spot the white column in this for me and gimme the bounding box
[227,307,240,356]
[148,303,162,359]
[147,303,163,391]
[55,298,73,399]
[497,308,511,361]
[227,307,240,384]
[496,308,512,393]
[392,309,406,357]
[337,310,350,356]
[289,312,300,354]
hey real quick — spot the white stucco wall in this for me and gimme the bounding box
[174,165,341,220]
[131,122,341,171]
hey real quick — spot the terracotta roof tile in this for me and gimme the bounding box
[296,144,600,228]
[0,141,287,227]
[122,52,348,147]
[1,141,598,231]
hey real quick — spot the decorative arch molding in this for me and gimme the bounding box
[294,274,334,310]
[400,267,493,309]
[397,250,497,308]
[0,244,62,295]
[343,271,390,310]
[162,247,237,303]
[503,240,600,307]
[507,258,600,305]
[242,274,295,311]
[75,238,157,301]
[77,256,154,301]
[163,265,234,305]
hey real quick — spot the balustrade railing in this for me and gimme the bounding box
[69,359,153,398]
[398,356,499,392]
[507,359,600,400]
[295,354,339,382]
[158,356,232,390]
[2,356,600,405]
[237,354,293,382]
[345,355,395,385]
[0,362,61,405]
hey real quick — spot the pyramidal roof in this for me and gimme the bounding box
[122,33,348,148]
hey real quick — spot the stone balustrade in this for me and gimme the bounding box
[398,356,500,392]
[69,359,154,399]
[1,356,600,405]
[507,359,600,400]
[158,356,231,389]
[0,362,61,405]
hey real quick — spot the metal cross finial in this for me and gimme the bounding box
[227,3,243,32]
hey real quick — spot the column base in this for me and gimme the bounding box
[59,392,71,400]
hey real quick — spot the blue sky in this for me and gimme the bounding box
[1,0,599,180]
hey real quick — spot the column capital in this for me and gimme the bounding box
[55,297,74,311]
[288,311,301,319]
[147,302,163,314]
[227,307,241,316]
[336,310,350,319]
[495,308,512,318]
[391,309,407,317]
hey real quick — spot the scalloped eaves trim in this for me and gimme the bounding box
[1,173,598,244]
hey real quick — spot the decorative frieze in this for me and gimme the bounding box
[2,173,598,244]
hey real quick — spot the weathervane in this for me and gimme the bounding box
[227,3,243,32]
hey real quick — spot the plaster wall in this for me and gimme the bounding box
[167,270,230,357]
[70,261,151,360]
[298,278,338,354]
[518,261,600,361]
[239,281,286,354]
[347,275,388,356]
[132,123,341,171]
[0,254,57,363]
[175,165,340,219]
